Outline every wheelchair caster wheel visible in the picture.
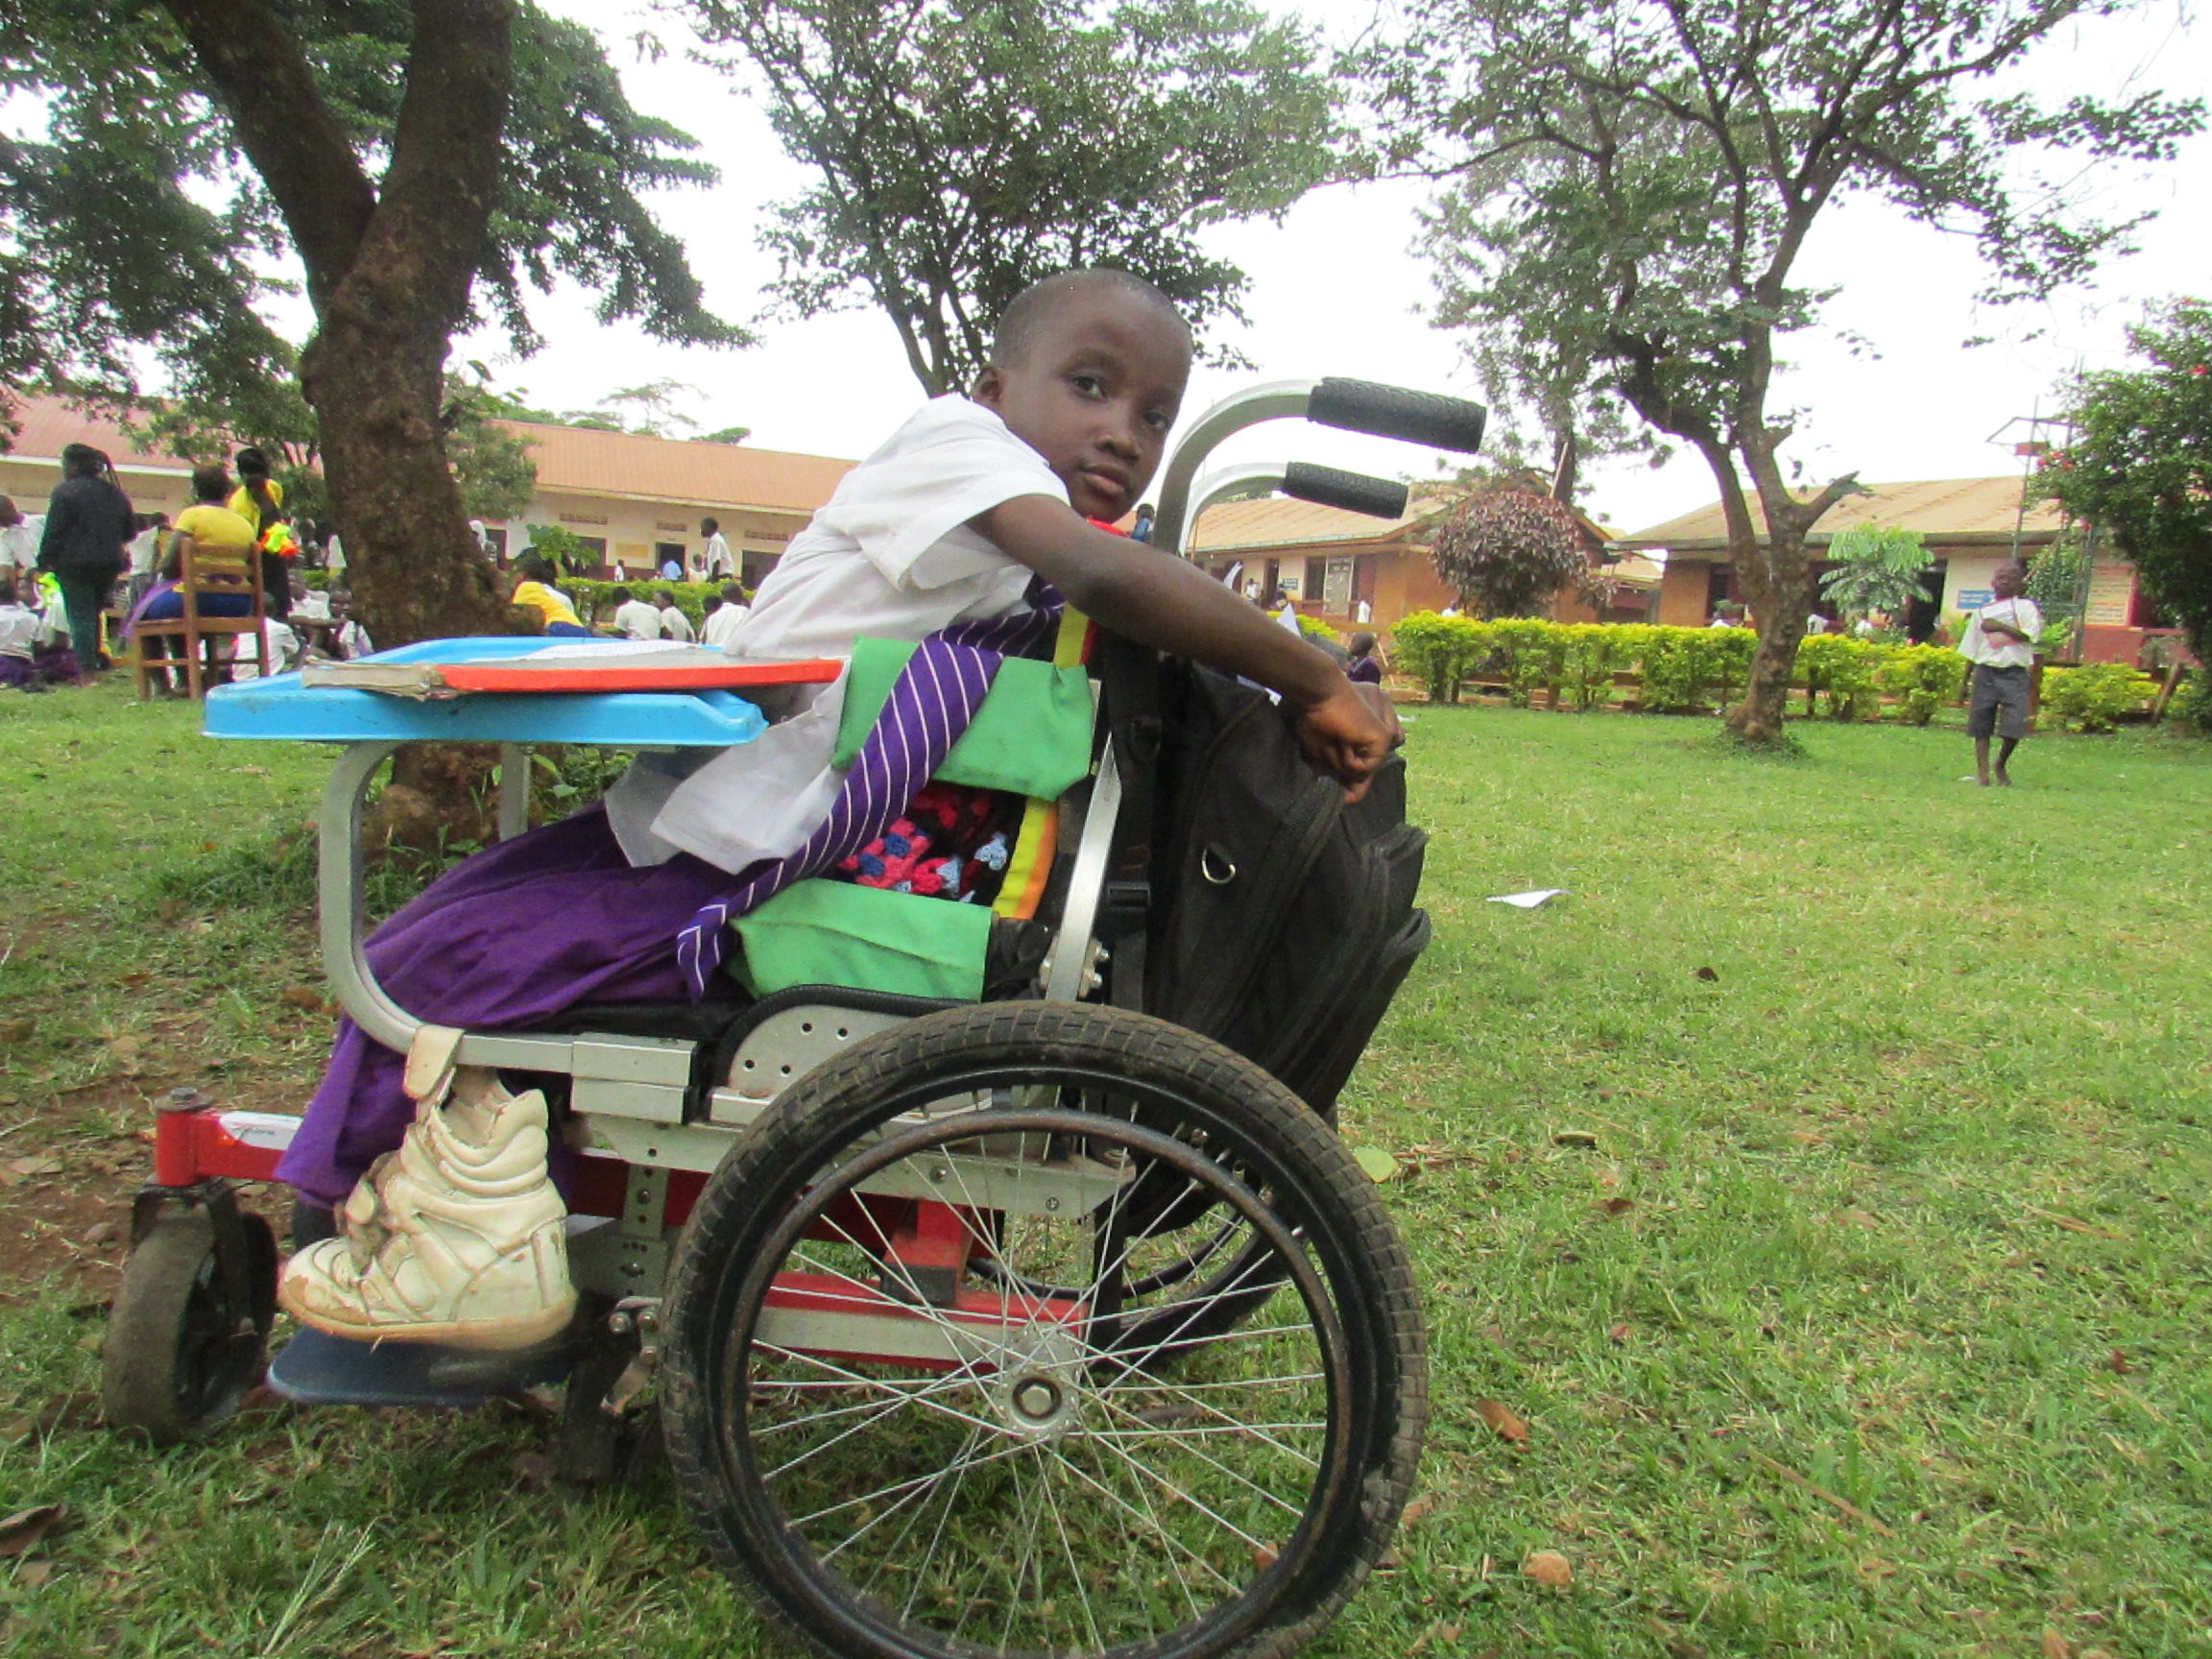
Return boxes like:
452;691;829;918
103;1191;277;1445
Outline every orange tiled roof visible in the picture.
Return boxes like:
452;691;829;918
498;421;853;514
3;395;191;475
1187;495;1431;552
1614;476;2064;551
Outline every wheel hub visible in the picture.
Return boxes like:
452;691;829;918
987;1324;1085;1440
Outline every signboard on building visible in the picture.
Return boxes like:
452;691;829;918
1324;557;1354;611
2085;564;2134;626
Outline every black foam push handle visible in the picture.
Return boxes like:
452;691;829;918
1282;462;1411;521
1308;377;1487;454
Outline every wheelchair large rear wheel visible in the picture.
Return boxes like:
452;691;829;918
661;1003;1426;1659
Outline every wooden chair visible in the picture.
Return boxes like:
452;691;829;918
131;541;272;701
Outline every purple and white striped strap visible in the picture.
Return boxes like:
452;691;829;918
674;596;1062;998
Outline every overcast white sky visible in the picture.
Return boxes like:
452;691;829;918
483;0;2207;537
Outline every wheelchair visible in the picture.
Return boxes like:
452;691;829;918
100;378;1485;1659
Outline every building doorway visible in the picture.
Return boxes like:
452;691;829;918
1906;561;1948;643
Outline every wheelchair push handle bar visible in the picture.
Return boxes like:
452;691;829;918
1281;463;1410;522
1306;377;1488;456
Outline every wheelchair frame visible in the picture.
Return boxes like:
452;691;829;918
108;375;1485;1659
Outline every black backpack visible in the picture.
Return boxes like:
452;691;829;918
1100;647;1431;1118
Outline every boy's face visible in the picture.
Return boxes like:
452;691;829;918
1991;565;2024;598
974;288;1190;522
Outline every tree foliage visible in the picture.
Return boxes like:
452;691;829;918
1;0;741;430
1818;524;1933;621
685;0;1341;394
2039;297;2212;658
1373;0;2202;738
1428;488;1590;618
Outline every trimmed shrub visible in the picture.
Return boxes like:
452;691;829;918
1874;643;1969;726
2040;662;2158;733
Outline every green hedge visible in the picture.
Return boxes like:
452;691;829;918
1386;613;1979;719
2040;663;2159;733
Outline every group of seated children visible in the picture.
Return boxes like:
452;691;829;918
0;570;87;690
276;266;1405;1350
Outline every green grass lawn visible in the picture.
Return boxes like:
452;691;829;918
1;681;2208;1657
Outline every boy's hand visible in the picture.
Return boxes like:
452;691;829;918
1293;683;1400;803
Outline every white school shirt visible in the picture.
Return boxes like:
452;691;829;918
700;602;750;649
128;526;161;576
703;531;734;579
0;518;39;574
612;598;661;641
1960;596;2041;669
659;604;697;643
620;396;1067;874
0;602;36;661
336;618;374;659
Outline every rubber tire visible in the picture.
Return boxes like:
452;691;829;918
103;1208;277;1445
661;1001;1429;1659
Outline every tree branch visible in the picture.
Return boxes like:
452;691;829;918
157;0;375;301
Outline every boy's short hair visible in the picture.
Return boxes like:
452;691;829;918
1349;632;1377;656
611;585;633;603
700;517;719;534
721;583;746;605
656;589;677;607
988;269;1192;370
190;465;230;501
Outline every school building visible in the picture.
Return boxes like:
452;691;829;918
488;420;854;586
0;393;856;589
1182;494;1656;632
1612;475;2178;665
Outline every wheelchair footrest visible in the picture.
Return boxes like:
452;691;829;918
266;1326;574;1408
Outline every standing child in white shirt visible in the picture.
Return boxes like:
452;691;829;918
699;583;750;648
1959;562;2043;786
700;517;735;581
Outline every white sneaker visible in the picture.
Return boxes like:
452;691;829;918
281;1071;577;1351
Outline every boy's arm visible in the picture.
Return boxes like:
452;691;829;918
977;495;1398;802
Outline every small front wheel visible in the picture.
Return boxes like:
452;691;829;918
103;1204;276;1444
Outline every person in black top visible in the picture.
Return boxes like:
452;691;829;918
36;444;133;684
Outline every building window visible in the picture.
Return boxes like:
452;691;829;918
656;541;686;575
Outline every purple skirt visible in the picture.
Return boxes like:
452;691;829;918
275;805;745;1204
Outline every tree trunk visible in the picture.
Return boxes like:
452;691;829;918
1726;526;1813;741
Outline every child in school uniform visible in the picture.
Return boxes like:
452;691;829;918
278;268;1398;1349
0;576;42;690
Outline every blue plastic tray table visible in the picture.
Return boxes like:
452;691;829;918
203;637;780;1062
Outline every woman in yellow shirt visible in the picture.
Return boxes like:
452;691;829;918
228;447;290;617
509;553;589;636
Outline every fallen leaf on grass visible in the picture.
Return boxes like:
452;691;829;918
0;1504;67;1558
1552;1130;1599;1149
1607;1322;1632;1343
1597;1196;1636;1216
279;986;330;1012
1350;1145;1399;1183
1399;1492;1439;1528
2107;1349;2128;1376
1250;1542;1279;1571
14;1558;51;1587
6;1157;61;1177
1522;1550;1573;1587
1831;1209;1878;1229
2042;1629;2072;1659
1693;965;1719;982
0;1021;32;1044
78;1221;116;1246
1475;1398;1529;1445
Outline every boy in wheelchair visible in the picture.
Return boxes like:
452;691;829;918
279;268;1401;1350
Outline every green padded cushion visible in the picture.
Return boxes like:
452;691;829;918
832;637;1094;799
733;878;991;1002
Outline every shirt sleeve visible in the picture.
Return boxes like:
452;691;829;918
813;397;1067;591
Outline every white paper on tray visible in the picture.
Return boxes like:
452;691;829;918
1487;888;1568;908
